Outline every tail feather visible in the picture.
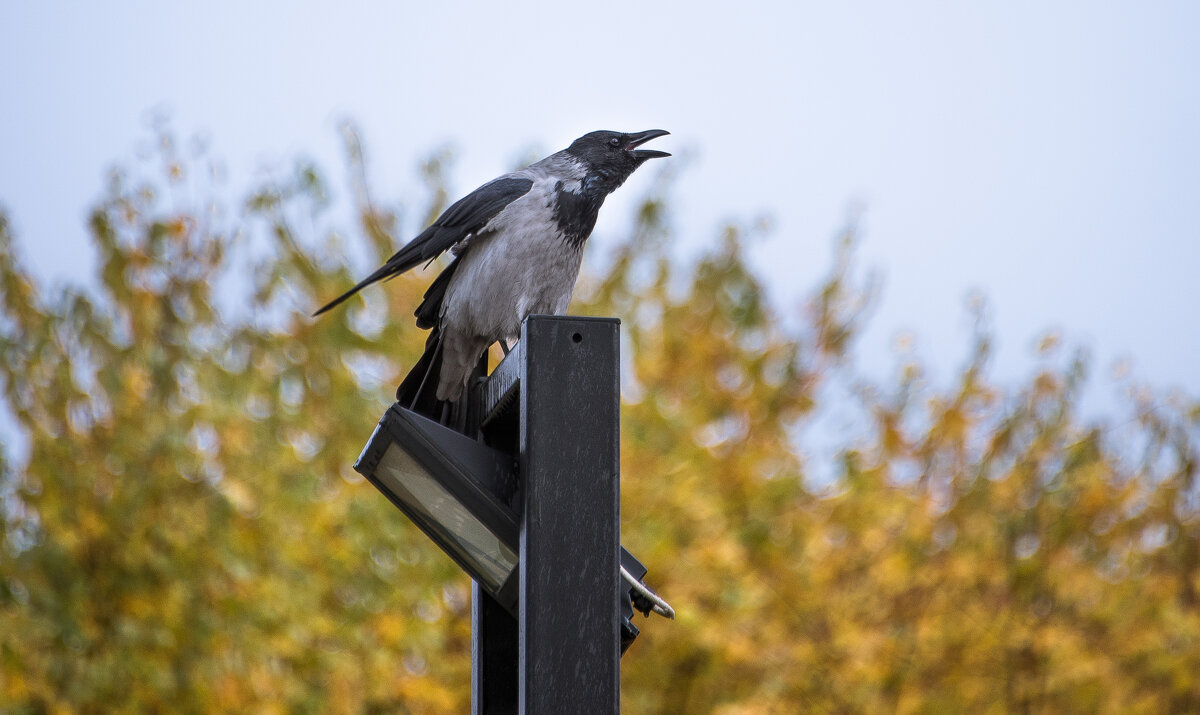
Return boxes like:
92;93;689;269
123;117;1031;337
396;327;446;420
396;257;458;419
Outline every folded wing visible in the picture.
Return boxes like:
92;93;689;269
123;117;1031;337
312;175;534;316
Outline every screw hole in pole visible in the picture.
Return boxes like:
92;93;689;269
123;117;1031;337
572;332;583;344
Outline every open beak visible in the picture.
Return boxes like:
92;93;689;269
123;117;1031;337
626;129;671;159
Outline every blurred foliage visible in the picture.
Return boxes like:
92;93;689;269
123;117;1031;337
1;127;1198;713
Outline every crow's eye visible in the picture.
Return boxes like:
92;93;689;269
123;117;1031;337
609;137;621;147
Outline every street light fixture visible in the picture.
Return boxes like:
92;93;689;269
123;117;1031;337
354;402;673;634
352;316;672;713
354;405;521;614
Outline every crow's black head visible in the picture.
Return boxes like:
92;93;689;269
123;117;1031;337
564;129;670;191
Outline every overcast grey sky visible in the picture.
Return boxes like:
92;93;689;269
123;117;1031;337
2;1;1197;410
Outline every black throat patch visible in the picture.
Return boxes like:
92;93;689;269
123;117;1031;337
551;179;606;247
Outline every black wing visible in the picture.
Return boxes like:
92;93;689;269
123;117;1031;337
413;256;459;329
312;175;534;316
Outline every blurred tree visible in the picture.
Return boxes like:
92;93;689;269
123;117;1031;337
0;127;1197;713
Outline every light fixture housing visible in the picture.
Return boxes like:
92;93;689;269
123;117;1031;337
354;404;521;614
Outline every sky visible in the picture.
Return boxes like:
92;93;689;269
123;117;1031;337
1;1;1198;423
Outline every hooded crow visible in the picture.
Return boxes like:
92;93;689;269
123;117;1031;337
314;129;670;417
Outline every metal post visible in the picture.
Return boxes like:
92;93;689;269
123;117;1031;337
472;584;518;714
470;315;621;714
519;316;621;713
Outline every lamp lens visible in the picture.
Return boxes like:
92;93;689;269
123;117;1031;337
376;444;518;591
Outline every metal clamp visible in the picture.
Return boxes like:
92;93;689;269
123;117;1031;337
621;565;675;619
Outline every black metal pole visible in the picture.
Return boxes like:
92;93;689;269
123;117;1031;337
472;584;519;714
470;315;621;714
519;316;621;713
